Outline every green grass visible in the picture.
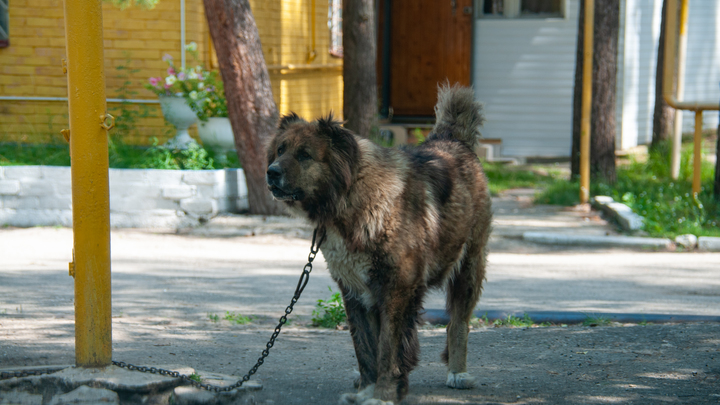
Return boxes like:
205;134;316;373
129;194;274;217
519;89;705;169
482;162;564;196
536;142;720;238
188;372;202;383
207;313;220;323
0;139;241;170
312;286;347;328
223;311;253;325
492;313;551;328
582;315;612;327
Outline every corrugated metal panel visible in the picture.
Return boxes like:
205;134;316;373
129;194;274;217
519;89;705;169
618;0;662;150
473;1;580;157
679;2;720;133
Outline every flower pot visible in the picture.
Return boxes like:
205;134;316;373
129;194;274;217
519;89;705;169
197;117;236;163
159;95;199;149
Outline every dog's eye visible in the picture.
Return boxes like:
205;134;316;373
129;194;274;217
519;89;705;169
297;150;312;161
277;145;286;156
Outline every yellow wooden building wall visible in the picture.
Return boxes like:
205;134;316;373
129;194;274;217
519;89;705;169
0;0;343;145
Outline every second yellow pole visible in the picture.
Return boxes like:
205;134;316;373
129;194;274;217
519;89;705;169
579;0;594;204
63;0;112;367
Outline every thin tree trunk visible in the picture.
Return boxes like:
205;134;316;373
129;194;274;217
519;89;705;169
651;0;675;150
591;0;619;183
203;0;284;215
343;0;378;137
571;0;619;183
715;124;720;201
570;0;585;178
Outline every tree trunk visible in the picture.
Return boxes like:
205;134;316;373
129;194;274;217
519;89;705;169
571;0;619;183
570;0;584;178
203;0;284;215
651;0;675;150
715;124;720;201
342;0;378;137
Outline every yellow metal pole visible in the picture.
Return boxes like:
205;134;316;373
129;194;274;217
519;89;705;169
579;0;594;204
307;0;317;62
63;0;112;367
670;0;689;180
692;111;702;194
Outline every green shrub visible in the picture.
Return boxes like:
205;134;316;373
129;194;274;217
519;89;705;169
312;286;347;328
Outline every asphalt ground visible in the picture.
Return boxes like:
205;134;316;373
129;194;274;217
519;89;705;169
1;191;719;404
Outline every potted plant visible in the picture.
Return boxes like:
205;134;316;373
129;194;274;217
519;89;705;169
182;70;236;164
145;44;204;149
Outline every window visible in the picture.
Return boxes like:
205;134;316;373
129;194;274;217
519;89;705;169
480;0;564;19
328;0;342;57
0;0;8;48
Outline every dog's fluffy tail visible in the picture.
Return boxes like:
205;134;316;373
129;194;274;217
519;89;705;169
429;84;485;150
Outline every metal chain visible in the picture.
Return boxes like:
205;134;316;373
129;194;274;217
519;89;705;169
1;368;65;380
112;226;327;392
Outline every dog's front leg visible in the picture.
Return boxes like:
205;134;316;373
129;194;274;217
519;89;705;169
373;286;422;403
340;283;380;389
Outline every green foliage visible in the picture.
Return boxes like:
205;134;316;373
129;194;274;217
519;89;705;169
207;313;220;323
312;286;347;328
0;143;70;166
223;311;253;325
582;315;612;327
483;162;562;196
103;0;159;10
188;373;202;383
110;56;156;141
536;141;720;238
492;313;550;328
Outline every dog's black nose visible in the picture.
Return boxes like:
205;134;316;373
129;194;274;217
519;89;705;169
266;164;282;185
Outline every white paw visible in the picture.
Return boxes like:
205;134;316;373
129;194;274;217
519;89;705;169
446;371;476;389
338;385;394;405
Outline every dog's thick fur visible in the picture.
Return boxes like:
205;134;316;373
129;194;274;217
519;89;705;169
266;85;491;405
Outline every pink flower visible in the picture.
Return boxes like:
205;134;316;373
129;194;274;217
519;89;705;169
177;72;186;80
162;54;173;62
149;77;160;86
164;83;170;89
167;67;176;76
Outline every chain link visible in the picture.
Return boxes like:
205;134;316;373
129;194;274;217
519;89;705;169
0;368;64;380
112;226;327;392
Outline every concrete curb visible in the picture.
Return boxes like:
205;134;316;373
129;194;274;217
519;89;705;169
422;309;720;325
591;196;644;231
522;231;673;249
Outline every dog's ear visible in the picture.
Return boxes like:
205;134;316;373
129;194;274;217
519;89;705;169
317;113;359;191
278;112;305;131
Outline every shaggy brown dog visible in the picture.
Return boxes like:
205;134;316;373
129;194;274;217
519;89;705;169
266;85;491;405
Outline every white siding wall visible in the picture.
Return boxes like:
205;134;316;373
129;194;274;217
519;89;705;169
473;1;579;157
617;0;663;150
679;2;720;133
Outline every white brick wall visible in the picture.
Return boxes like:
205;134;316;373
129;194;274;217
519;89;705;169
0;166;249;229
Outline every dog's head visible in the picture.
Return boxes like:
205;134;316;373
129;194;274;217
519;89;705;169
266;113;359;222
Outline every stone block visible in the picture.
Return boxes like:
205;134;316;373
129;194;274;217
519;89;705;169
0;390;43;405
0;166;4;179
0;180;21;195
182;171;220;186
110;185;161;199
143;169;184;185
674;234;698;249
180;197;216;216
40;166;71;183
2;196;40;209
48;385;119;405
110;196;177;212
0;209;72;227
698;236;720;252
195;185;215;199
38;195;72;210
4;166;42;179
19;180;55;197
162;185;195;200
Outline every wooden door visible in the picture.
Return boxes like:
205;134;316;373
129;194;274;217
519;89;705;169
386;0;473;117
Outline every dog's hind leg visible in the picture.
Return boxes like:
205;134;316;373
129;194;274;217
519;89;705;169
443;244;487;389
